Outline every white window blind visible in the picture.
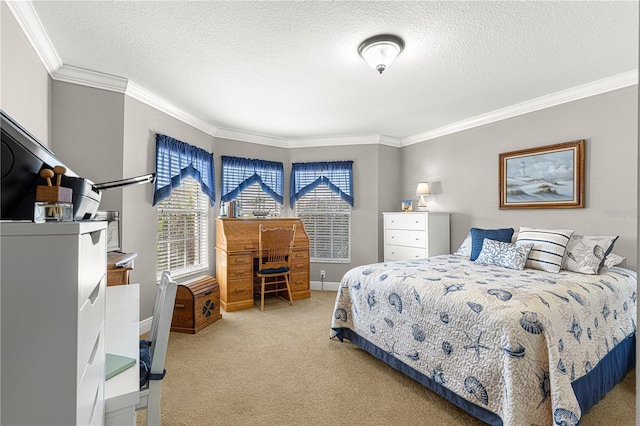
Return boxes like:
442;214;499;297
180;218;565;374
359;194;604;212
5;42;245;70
235;183;282;217
294;184;350;263
157;177;209;279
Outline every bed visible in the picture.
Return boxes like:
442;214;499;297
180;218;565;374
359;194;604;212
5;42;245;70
330;254;636;425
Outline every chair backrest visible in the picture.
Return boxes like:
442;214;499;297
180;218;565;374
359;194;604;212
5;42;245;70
258;224;296;272
148;270;178;377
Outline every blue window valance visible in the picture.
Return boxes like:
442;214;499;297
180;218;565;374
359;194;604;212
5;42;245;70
221;156;284;205
152;134;215;206
290;161;354;207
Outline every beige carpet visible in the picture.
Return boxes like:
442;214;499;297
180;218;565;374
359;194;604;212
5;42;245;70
137;291;636;425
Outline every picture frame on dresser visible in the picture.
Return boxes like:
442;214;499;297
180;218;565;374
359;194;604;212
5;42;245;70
499;139;585;209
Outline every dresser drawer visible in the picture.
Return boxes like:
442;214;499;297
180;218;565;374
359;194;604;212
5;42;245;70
78;279;105;370
385;229;426;248
384;213;426;231
77;327;105;426
78;228;106;305
384;245;427;261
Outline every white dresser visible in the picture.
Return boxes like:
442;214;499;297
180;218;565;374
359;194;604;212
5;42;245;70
1;221;107;426
383;212;450;261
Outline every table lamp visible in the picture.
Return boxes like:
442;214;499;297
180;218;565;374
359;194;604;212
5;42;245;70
416;182;430;211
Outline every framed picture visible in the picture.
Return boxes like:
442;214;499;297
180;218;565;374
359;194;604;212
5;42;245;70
499;140;585;209
401;199;413;212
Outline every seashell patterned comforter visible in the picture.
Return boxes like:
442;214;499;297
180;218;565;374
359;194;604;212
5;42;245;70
330;255;637;426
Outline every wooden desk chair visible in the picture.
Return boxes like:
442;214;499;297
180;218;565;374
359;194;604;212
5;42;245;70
255;224;296;311
136;271;178;425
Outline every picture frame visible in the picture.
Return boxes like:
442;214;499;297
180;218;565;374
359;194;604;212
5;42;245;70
499;140;585;209
401;199;413;212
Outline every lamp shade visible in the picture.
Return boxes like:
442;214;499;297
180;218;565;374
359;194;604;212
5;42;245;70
358;34;404;74
416;182;430;195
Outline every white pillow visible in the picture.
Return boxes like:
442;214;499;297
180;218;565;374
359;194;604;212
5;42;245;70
603;253;625;269
453;233;472;257
515;227;574;273
561;235;618;274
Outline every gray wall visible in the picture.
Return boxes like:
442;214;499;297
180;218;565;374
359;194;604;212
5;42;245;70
1;2;51;145
400;86;638;270
51;81;125;211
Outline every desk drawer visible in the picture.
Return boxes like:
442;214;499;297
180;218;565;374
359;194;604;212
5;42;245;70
228;265;252;280
228;254;252;268
226;278;253;303
290;272;309;292
291;249;309;262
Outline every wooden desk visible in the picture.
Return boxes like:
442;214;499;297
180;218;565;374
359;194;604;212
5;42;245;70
105;284;140;426
107;251;137;286
215;218;310;311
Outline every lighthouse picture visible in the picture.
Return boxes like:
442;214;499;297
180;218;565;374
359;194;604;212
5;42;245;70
499;140;585;209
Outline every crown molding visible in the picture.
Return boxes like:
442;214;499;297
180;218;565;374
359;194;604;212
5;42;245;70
214;128;288;148
55;65;128;92
126;81;219;137
6;0;62;74
287;134;400;149
401;69;639;147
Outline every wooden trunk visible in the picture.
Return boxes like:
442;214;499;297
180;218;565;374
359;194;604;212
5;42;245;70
171;275;222;334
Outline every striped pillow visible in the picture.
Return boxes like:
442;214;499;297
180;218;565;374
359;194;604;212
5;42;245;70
515;227;574;273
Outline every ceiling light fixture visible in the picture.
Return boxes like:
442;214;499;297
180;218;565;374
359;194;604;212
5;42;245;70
358;34;404;74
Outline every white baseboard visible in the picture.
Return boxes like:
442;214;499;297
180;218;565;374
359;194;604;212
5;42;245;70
139;317;152;335
310;280;340;291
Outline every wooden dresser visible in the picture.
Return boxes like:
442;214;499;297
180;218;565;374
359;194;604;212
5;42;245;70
215;218;310;311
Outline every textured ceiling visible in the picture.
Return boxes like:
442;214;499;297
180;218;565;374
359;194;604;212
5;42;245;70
30;1;639;143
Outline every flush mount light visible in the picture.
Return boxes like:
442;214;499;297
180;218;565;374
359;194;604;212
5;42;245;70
358;34;404;74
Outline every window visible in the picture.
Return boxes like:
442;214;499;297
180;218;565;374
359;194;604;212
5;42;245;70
156;177;209;279
290;161;353;263
294;185;351;262
234;182;282;217
221;156;284;216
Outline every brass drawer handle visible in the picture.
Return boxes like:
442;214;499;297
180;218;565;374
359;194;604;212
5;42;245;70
175;303;186;309
234;288;246;294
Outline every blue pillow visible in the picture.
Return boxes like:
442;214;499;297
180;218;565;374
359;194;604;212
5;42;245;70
470;227;514;261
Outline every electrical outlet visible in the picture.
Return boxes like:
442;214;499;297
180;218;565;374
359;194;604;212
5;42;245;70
320;270;326;279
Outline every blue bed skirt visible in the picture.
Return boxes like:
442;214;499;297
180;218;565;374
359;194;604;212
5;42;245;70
332;328;635;425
